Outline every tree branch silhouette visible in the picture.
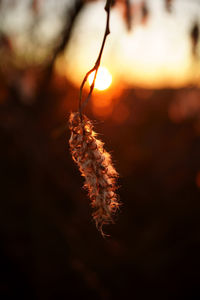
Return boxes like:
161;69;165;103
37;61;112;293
79;0;112;117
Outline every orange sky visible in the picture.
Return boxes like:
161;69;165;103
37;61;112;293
63;0;200;90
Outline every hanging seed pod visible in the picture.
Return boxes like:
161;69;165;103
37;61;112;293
69;112;120;236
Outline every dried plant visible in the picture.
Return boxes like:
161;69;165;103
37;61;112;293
69;0;120;235
69;112;119;235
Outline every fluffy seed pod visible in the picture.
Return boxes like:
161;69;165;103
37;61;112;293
69;112;120;235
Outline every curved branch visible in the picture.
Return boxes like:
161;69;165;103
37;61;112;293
79;0;112;117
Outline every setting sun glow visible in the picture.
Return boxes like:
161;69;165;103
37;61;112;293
88;67;112;91
64;1;200;89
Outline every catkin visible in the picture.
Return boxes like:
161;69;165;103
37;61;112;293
69;112;119;235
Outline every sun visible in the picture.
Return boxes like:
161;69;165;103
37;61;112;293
88;66;112;91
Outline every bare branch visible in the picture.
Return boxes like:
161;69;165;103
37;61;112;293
47;0;84;78
39;0;84;95
79;0;112;117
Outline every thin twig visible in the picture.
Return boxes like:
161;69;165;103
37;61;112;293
46;0;84;80
37;0;84;100
79;0;112;117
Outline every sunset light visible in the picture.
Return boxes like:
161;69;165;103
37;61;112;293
2;0;200;298
88;66;112;91
64;0;200;89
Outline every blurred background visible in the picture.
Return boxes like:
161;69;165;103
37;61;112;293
1;0;200;299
